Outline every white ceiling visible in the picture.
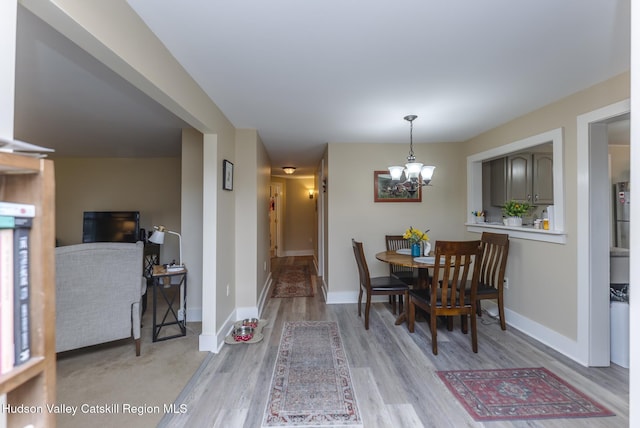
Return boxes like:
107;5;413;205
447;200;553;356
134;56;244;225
14;1;630;174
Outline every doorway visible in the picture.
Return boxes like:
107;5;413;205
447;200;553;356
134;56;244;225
577;99;630;366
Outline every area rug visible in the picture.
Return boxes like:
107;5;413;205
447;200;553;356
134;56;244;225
437;367;614;422
271;265;313;298
262;321;362;427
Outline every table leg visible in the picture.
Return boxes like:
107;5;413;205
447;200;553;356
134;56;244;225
417;267;431;289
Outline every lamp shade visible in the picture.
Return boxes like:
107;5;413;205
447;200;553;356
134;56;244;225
388;165;404;180
421;165;435;181
149;230;165;244
405;161;423;179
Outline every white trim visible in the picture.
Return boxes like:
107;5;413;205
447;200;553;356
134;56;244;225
257;273;272;317
467;128;565;240
499;304;584;365
577;99;630;366
325;291;358;304
325;291;392;305
466;223;566;244
321;277;329;302
198;333;219;353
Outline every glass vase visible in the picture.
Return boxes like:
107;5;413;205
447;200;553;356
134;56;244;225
411;243;421;257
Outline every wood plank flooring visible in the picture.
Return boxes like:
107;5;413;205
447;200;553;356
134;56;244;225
159;256;628;427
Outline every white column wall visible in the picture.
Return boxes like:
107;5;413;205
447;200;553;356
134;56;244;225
0;1;17;138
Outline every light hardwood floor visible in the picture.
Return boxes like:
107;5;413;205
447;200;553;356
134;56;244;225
160;256;628;427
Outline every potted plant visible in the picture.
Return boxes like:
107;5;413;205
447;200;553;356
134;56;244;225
403;227;429;256
503;200;530;226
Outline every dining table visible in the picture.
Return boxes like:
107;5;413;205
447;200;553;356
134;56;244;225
375;249;440;325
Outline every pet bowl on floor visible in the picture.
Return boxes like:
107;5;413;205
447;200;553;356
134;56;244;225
233;326;254;342
243;318;259;328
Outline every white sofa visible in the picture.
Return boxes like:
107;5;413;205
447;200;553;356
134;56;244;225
55;241;146;356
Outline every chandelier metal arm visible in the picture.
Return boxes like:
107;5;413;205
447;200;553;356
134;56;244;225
388;114;435;187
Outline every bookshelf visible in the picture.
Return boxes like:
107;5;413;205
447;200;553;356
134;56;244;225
0;152;55;427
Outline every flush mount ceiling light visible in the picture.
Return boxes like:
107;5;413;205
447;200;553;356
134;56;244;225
282;166;296;175
388;115;436;191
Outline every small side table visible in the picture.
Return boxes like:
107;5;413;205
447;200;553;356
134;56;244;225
142;243;160;314
151;265;187;342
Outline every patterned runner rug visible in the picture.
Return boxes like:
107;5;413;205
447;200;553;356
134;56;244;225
438;367;614;422
262;321;362;427
271;265;313;298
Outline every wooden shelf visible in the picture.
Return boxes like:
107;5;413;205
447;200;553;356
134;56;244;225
0;152;56;427
0;357;46;395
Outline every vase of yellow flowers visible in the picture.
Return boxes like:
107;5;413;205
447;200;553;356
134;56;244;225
403;227;429;257
502;200;530;227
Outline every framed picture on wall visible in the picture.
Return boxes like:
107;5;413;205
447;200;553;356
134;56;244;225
223;159;234;191
374;170;422;202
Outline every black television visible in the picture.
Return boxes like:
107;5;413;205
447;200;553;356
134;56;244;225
82;211;140;243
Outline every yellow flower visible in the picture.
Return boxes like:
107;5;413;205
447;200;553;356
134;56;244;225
404;227;429;245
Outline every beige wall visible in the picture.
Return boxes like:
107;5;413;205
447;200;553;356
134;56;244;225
235;129;272;314
25;0;240;351
462;72;630;340
610;145;630;184
54;157;181;258
281;177;316;254
326;141;466;300
181;128;204;320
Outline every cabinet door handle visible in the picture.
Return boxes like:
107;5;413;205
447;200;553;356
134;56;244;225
527;194;531;201
534;194;539;202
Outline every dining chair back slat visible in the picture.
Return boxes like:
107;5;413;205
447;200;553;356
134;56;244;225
408;240;482;355
475;232;510;329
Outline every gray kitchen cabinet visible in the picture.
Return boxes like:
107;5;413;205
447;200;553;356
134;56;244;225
488;152;553;206
532;153;553;205
489;157;507;206
507;153;533;203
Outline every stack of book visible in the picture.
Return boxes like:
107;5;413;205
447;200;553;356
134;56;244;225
0;201;35;375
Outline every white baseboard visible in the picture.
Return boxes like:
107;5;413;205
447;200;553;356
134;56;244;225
325;290;388;305
211;276;272;353
258;273;272;316
199;332;220;353
504;306;583;365
482;301;584;365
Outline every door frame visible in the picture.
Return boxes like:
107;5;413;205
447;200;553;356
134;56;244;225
577;99;630;366
270;182;283;257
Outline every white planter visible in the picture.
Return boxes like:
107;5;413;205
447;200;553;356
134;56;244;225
504;216;522;227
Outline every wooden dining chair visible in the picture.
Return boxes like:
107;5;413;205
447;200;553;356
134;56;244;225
474;232;510;330
408;240;482;354
352;239;409;330
384;235;418;314
385;235;418;286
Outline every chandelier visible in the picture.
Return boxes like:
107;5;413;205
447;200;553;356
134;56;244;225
388;115;435;192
